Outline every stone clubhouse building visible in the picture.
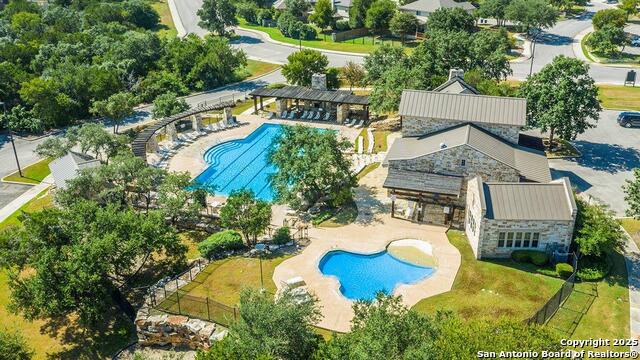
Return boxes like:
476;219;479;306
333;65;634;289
383;70;577;259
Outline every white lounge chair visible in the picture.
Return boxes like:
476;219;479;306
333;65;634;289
301;110;308;119
287;111;296;119
355;120;364;128
345;119;354;127
281;111;287;118
313;112;320;120
323;112;330;121
308;111;316;120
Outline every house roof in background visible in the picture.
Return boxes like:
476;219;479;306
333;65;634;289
432;76;479;95
250;86;369;105
383;169;463;196
400;0;475;12
384;124;551;183
398;90;527;127
479;178;576;221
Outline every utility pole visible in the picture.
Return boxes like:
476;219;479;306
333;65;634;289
1;101;22;177
529;29;541;78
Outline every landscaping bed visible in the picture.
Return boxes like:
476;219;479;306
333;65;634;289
543;138;581;159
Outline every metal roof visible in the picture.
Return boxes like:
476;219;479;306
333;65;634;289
249;86;369;105
400;0;475;12
398;90;526;127
131;101;235;160
383;169;463;196
385;124;551;183
432;77;479;95
480;178;576;221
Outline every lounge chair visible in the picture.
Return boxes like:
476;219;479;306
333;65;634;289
301;110;308;119
308;111;316;120
287;111;296;120
313;112;320;120
345;119;354;127
323;112;330;121
281;111;287;118
355;120;364;129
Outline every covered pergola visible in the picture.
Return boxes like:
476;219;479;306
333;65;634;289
249;86;369;123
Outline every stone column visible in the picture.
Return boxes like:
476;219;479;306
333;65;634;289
336;104;348;124
147;134;160;153
191;115;203;132
223;107;233;125
166;123;177;141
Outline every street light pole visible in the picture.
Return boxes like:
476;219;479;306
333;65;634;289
1;102;22;177
528;29;541;78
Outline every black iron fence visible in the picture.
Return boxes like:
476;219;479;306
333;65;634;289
154;288;239;327
527;253;579;326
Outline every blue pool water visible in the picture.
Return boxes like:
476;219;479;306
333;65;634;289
318;250;435;301
192;123;284;201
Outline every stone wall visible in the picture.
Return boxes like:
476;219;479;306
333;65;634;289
402;117;521;144
478;219;575;258
464;178;485;259
135;305;220;350
388;145;520;183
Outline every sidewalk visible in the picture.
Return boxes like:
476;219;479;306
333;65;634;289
622;228;640;351
0;175;53;224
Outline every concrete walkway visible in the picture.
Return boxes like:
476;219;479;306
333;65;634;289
0;175;53;224
624;230;640;352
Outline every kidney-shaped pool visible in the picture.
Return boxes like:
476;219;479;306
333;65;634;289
318;249;435;301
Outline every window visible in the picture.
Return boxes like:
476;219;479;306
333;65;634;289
532;232;540;248
506;232;514;247
461;159;466;167
515;232;522;248
497;231;541;249
523;232;531;248
498;232;505;247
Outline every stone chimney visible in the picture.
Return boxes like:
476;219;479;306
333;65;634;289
448;68;464;80
311;73;327;91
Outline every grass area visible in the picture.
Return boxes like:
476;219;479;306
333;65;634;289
581;32;640;65
2;158;52;184
243;59;280;79
598;84;640;111
544;138;581;158
412;230;564;320
316;200;359;228
0;189;53;230
354;128;368;153
372;130;389;153
621;218;640;248
179;231;209;260
547;251;629;351
356;162;380;181
151;0;177;38
232;98;256;115
238;19;409;54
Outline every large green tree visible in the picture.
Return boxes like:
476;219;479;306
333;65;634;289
349;0;375;28
363;44;408;83
517;55;601;148
586;25;629;57
152;91;190;119
0;329;33;360
389;11;419;44
281;49;329;86
309;0;335;29
426;7;476;33
90;91;137;133
574;199;624;258
197;0;238;36
0;104;42;133
365;0;396;35
369;63;419;113
476;0;512;27
592;8;627;30
0;201;185;326
157;172;205;226
505;0;558;35
341;61;367;90
269;125;356;209
218;189;272;245
197;288;322;360
624;169;640;218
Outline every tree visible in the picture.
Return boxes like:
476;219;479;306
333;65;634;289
620;0;640;20
197;0;238;36
0;201;185;327
269;125;356;209
349;0;375;28
389;12;418;44
123;0;160;29
365;0;396;35
574;199;624;258
152;92;190;119
549;0;574;13
624;168;640;219
326;67;341;89
197;288;321;360
505;0;558;35
0;104;42;133
586;25;629;57
90;92;137;133
592;8;627;30
470;29;513;80
35;136;71;159
281;49;329;86
285;0;310;17
0;329;33;360
426;7;476;33
218;189;272;245
517;55;601;148
369;64;419;113
137;70;188;103
157;172;204;226
363;44;408;83
309;0;335;30
476;0;512;27
342;61;367;90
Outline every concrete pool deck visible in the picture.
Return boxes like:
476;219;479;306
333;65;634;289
273;164;461;332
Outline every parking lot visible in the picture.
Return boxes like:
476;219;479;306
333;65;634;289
545;109;640;215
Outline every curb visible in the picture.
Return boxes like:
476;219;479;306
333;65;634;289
236;27;366;58
574;26;640;70
167;0;187;38
1;158;49;185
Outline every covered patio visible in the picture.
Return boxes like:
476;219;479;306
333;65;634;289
249;86;369;126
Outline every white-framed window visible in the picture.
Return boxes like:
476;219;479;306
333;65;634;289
497;231;541;248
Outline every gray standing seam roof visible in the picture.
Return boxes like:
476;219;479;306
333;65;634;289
249;86;369;105
400;0;475;12
399;90;527;127
432;77;480;95
384;124;551;183
383;169;463;196
482;180;575;221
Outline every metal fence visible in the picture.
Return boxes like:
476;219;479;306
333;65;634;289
527;253;579;326
154;288;239;327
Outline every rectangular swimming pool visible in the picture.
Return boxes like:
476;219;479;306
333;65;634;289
192;123;284;201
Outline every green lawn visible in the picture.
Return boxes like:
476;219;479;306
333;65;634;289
2;158;52;184
317;200;359;228
598;85;640;111
412;231;564;320
357;162;380;181
0;189;52;230
238;19;407;54
581;32;640;65
151;0;177;38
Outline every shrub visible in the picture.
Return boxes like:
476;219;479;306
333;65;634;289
238;2;258;24
577;255;611;281
334;19;351;31
511;250;549;266
273;226;292;245
257;8;274;25
555;263;574;279
198;230;244;258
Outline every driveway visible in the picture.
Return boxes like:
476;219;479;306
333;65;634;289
545;110;640;215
